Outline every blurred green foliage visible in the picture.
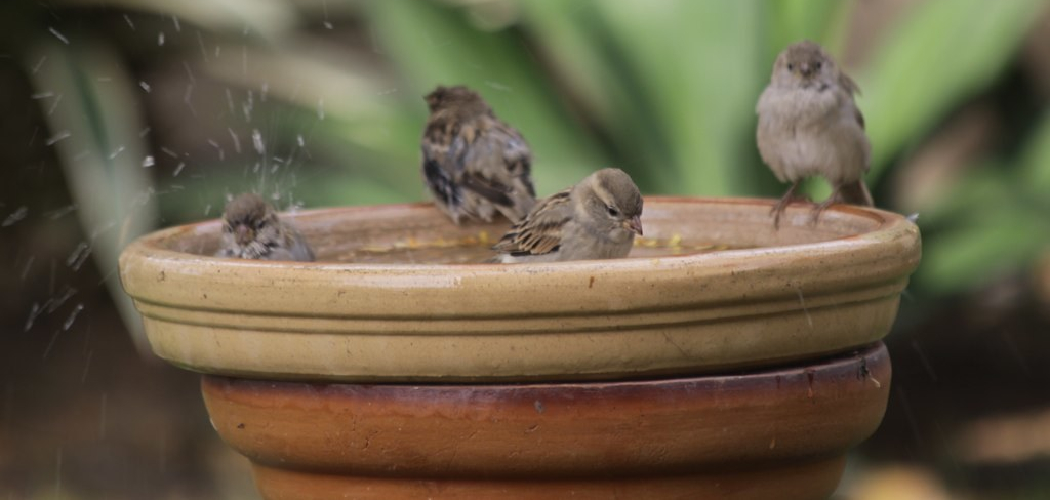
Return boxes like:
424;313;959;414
10;0;1050;300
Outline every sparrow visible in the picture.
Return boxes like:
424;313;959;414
491;168;643;263
421;85;536;224
756;40;873;228
215;193;315;262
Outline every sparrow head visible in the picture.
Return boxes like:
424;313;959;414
424;85;491;116
771;40;837;89
577;168;644;239
222;193;278;247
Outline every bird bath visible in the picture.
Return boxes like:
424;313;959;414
118;197;920;499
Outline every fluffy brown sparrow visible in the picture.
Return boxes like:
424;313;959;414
216;193;315;261
421;85;536;224
491;168;643;263
756;40;873;228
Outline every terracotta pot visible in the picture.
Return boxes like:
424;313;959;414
203;343;890;500
117;197;921;499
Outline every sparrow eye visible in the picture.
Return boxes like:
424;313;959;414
787;63;794;71
814;61;822;70
607;206;620;217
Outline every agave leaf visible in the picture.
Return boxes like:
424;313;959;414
56;0;301;41
860;0;1047;177
1019;110;1050;194
919;205;1048;292
764;0;851;58
587;1;765;196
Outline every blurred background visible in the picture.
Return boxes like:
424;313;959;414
1;0;1049;498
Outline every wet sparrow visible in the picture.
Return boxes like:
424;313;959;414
756;40;873;228
491;168;643;263
216;193;315;262
421;85;536;224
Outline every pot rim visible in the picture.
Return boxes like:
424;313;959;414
119;196;920;318
118;196;920;381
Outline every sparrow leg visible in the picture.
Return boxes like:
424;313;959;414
810;196;838;225
810;180;872;225
770;181;810;230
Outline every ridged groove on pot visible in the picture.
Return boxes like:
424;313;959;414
120;198;920;381
202;343;889;490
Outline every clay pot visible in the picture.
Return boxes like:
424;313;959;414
203;343;889;500
118;197;921;499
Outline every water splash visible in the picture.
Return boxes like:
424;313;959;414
228;128;242;153
46;204;77;220
48;27;70;45
46;93;63;115
45;130;71;146
66;242;90;267
63;303;85;330
2;206;28;227
32;55;47;74
252;129;265;155
24;302;42;332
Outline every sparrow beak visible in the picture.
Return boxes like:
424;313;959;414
799;62;812;77
625;215;643;235
235;224;253;246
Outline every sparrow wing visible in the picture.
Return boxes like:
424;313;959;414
421;118;462;212
492;188;571;256
459;119;536;221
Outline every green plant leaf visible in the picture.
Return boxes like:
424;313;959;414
1019;110;1050;194
860;0;1048;177
918;205;1049;292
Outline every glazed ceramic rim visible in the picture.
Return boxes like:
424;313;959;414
119;196;921;381
121;197;919;317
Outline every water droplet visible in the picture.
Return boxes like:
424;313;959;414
142;155;155;168
139;81;151;93
2;206;28;227
252;129;265;154
48;27;69;45
45;130;70;146
24;302;41;332
229;128;241;154
63;303;85;330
